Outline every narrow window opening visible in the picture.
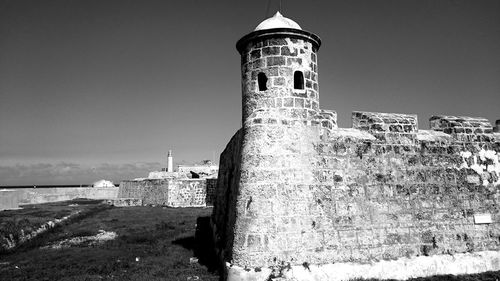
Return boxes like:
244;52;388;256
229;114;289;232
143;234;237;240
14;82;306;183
294;71;304;90
258;72;268;91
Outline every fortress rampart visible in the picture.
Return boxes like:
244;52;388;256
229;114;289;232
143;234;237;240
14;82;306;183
119;178;217;207
211;12;500;281
214;111;500;266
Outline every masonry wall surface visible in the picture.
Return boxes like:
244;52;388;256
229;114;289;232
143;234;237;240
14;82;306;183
206;178;218;206
212;129;244;263
214;113;500;270
241;36;320;125
119;178;212;207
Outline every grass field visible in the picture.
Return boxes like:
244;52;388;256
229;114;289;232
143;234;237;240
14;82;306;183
1;200;500;281
0;201;218;281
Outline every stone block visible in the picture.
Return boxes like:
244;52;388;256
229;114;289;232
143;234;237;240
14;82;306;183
281;46;297;56
263;47;280;56
267;56;285;66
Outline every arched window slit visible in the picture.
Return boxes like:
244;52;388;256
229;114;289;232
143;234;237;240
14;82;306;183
258;72;268;91
294;71;304;90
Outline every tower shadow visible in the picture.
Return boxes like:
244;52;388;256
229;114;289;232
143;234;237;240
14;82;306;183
172;216;219;273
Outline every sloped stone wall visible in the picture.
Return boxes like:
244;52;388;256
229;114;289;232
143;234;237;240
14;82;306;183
212;129;243;263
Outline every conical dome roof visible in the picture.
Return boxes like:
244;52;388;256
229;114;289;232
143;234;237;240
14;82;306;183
254;11;302;31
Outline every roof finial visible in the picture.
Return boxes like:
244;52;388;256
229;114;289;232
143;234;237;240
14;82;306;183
265;0;284;19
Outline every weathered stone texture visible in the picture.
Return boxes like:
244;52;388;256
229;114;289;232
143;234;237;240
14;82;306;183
241;37;320;127
213;17;500;281
119;179;168;205
119;178;210;207
206;178;218;206
212;129;244;262
167;179;208;207
215;113;500;270
226;251;500;281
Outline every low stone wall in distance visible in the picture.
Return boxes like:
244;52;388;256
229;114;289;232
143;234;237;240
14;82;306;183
119;178;216;207
0;190;19;210
7;187;119;206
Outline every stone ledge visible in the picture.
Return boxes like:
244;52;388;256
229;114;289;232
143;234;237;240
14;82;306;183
226;251;500;281
329;128;376;140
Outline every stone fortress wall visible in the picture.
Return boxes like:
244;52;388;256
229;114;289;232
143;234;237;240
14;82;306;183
118;159;219;208
119;178;217;207
211;12;500;281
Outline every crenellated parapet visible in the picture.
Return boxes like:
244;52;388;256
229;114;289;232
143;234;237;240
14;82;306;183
352;111;418;145
430;115;495;142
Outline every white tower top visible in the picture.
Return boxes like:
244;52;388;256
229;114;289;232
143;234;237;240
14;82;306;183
167;150;173;172
254;11;302;31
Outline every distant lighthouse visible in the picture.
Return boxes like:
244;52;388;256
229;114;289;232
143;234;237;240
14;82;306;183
167;150;173;172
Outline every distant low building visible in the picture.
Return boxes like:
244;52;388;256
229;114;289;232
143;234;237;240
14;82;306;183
93;179;115;188
177;160;218;178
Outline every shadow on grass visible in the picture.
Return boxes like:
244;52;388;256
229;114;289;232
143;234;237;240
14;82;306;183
172;216;219;273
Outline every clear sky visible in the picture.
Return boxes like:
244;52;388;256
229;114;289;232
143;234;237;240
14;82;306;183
1;0;499;185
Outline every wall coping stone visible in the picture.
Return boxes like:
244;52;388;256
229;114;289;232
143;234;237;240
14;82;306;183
329;128;376;140
416;129;453;142
430;115;492;130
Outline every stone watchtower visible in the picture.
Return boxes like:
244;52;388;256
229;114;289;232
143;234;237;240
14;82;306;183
237;11;322;126
213;12;337;278
234;12;328;267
